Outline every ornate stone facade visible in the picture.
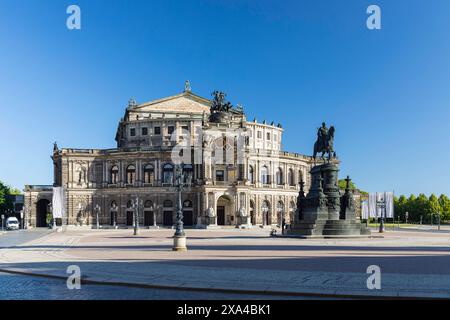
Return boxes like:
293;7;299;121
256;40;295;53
24;87;314;228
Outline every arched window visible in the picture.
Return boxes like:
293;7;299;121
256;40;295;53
143;164;154;184
276;168;283;185
299;169;304;184
261;166;270;185
163;163;174;184
110;165;119;184
248;166;254;184
163;200;173;208
288;169;294;186
182;164;193;183
126;165;136;184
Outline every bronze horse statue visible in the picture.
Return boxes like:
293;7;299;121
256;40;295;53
313;125;335;162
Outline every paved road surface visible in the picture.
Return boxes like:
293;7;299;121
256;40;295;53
0;228;52;248
0;272;317;300
3;228;450;299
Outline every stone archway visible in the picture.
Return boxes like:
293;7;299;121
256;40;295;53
216;195;234;226
36;199;50;227
183;200;194;226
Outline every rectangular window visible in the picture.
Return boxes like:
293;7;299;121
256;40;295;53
216;170;225;182
182;125;189;131
168;126;175;135
257;131;262;139
267;132;271;140
142;127;148;136
95;164;103;183
154;127;161;135
130;128;136;137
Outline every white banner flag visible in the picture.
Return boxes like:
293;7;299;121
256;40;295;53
368;193;377;218
385;191;394;218
52;187;66;219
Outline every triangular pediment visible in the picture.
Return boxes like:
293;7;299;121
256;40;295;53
132;91;211;114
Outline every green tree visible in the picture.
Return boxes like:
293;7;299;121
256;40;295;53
0;180;14;214
395;195;408;220
428;194;441;218
9;188;21;195
438;194;450;221
338;179;368;195
405;194;417;221
338;179;356;190
415;193;430;222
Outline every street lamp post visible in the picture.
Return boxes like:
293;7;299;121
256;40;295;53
1;214;4;231
95;204;100;229
377;197;386;233
173;164;191;252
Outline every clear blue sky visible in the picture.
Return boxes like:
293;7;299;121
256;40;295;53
1;0;449;196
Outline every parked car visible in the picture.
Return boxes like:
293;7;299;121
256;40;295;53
6;217;20;230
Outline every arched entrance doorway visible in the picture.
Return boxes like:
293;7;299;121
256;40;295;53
217;195;233;226
261;200;270;226
36;199;50;227
183;200;193;226
126;200;134;226
163;200;173;227
144;200;154;226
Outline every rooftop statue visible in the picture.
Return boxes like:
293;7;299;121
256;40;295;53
127;98;137;109
184;80;191;92
313;122;335;162
210;91;244;115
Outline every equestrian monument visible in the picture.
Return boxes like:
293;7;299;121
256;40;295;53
287;123;371;238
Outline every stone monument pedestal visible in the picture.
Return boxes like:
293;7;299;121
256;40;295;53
173;235;187;251
287;162;371;238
